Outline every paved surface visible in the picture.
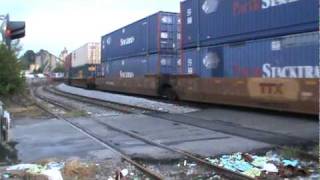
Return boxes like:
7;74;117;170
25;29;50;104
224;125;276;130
184;108;318;142
11;85;317;162
12;118;115;162
70;114;270;159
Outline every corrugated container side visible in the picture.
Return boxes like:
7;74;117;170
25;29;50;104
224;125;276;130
88;42;101;65
101;11;178;61
148;12;179;55
72;43;101;67
181;31;319;78
181;0;319;49
103;54;178;77
180;0;200;48
102;18;148;61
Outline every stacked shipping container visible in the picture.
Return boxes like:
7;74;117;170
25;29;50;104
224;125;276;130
182;32;319;78
101;12;179;76
180;0;319;78
63;1;318;113
67;42;101;87
175;0;319;114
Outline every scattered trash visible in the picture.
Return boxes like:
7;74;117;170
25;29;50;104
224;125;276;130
251;156;267;168
121;168;129;177
206;151;318;179
262;163;278;173
243;167;261;178
282;159;298;167
46;162;65;171
183;160;187;166
2;173;11;179
3;160;97;180
4;162;65;180
63;159;96;178
42;169;63;180
26;164;45;174
6;164;39;171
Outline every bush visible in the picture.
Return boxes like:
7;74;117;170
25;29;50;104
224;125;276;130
0;44;25;96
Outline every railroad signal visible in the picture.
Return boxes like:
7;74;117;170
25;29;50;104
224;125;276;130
0;14;26;48
5;21;25;40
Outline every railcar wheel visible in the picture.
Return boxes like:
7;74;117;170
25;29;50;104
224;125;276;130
162;87;178;101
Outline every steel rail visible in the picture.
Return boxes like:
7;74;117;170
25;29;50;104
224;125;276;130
41;86;254;180
32;87;165;180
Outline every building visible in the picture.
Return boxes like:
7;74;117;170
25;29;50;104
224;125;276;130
33;50;61;73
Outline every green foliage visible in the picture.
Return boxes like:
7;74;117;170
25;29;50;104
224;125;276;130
53;63;64;73
0;44;25;96
19;50;36;70
33;64;45;74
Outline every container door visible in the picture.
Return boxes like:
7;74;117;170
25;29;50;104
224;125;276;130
181;0;199;49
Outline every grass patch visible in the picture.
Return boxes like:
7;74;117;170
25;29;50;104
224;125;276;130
280;146;303;159
65;110;88;118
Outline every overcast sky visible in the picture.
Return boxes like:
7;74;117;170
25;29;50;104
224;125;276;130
0;0;180;56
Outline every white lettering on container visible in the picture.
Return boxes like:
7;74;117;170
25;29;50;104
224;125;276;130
120;71;134;78
262;63;320;78
120;36;135;46
262;0;299;9
187;58;193;74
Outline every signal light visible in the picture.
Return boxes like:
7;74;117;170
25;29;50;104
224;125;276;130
4;29;11;37
5;21;25;40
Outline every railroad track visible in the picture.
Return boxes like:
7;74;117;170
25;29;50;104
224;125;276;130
32;86;165;180
45;85;316;148
46;85;160;114
36;85;254;180
40;85;319;175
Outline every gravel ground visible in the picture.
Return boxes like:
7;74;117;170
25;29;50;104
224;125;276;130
57;84;199;114
38;86;123;118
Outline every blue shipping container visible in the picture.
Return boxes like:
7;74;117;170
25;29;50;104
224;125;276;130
181;0;319;49
103;54;178;77
182;31;319;78
101;12;179;61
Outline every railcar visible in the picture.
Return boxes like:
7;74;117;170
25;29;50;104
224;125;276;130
64;0;319;115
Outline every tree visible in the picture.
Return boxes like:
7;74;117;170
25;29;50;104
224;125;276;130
19;50;36;70
0;44;25;96
53;63;64;73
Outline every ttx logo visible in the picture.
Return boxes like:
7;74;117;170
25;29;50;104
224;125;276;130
259;83;283;95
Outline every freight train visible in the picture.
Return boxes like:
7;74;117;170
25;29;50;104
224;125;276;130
64;0;319;115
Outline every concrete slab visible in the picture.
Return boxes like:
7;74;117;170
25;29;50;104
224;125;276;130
12;118;109;162
71;117;182;160
184;108;318;141
94;114;271;157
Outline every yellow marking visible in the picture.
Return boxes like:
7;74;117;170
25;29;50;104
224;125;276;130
247;78;299;101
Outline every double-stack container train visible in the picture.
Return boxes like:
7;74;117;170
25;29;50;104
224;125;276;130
65;0;319;115
65;42;101;88
96;11;180;97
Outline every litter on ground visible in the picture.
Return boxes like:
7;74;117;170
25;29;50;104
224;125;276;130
206;151;319;179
